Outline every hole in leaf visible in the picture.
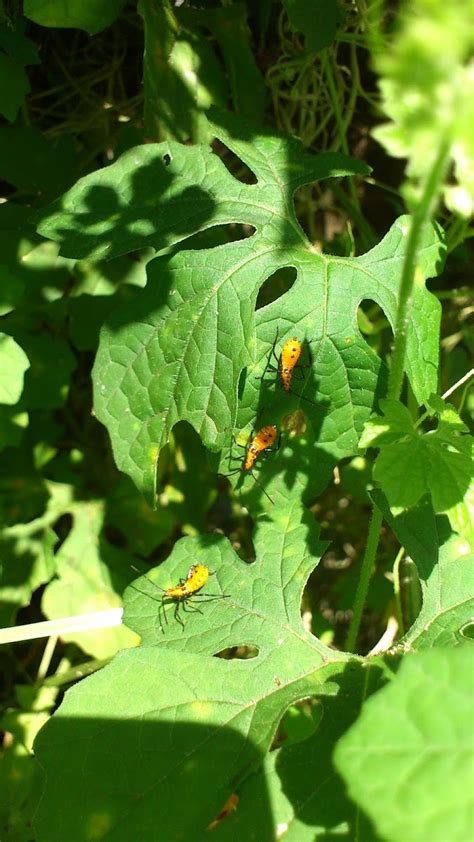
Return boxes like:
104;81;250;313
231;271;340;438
272;698;323;750
357;299;390;337
293;184;347;247
214;645;259;660
53;513;73;552
168;223;255;253
212;139;257;184
460;621;474;640
162;153;171;166
255;266;297;310
238;367;247;400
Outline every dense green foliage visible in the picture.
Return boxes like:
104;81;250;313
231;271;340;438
0;1;472;841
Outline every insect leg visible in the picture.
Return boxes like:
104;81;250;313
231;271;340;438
174;601;185;630
257;328;280;382
159;596;168;632
182;600;203;616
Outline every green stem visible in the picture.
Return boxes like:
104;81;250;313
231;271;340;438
345;506;383;653
36;635;58;685
345;137;451;652
387;139;451;401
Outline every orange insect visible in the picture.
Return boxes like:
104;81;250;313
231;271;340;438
132;564;229;631
227;422;280;504
279;337;303;392
260;329;316;404
243;424;278;470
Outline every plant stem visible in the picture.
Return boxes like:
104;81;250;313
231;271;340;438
36;634;58;685
345;506;383;652
345;137;451;652
387;139;451;402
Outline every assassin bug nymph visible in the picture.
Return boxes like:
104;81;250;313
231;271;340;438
132;564;229;632
227;423;281;504
259;328;317;405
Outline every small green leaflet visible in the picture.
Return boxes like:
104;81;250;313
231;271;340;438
0;333;29;404
362;395;472;512
41;500;138;659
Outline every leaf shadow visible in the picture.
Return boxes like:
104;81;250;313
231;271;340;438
272;659;386;840
34;152;218;265
33;695;273;841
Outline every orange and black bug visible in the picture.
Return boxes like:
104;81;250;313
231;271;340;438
243;424;278;470
131;564;229;632
259;329;316;404
227;423;280;504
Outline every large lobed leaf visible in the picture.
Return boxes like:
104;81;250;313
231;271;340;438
36;111;444;502
34;505;354;841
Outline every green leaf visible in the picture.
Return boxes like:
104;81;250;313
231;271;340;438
364;397;472;512
0;707;49;842
139;0;227;143
372;490;474;649
35;110;370;260
106;423;216;555
210;660;385;841
0;23;40;65
105;475;178;555
359;398;414;447
34;512;354;840
9;331;76;410
404;537;474;650
0;406;28;451
42;500;139;658
371;0;474;212
0;52;30;123
0;482;71;625
67;253;149;351
0;126;77;198
445;482;474;550
283;0;343;53
0;22;39;122
187;4;266;122
0;264;25;317
0;333;29;404
0;203;75;313
0;447;49;527
24;0;127;35
335;647;474;842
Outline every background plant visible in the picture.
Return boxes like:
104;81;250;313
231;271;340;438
0;1;472;841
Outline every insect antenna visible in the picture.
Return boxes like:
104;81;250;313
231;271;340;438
130;565;166;594
288;389;318;406
249;469;274;504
